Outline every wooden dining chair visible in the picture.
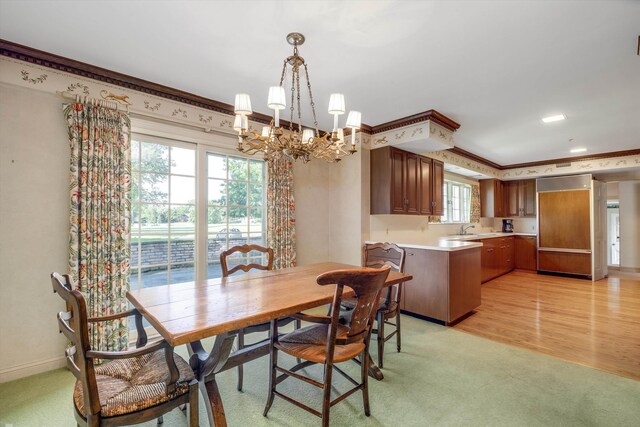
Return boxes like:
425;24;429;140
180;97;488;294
263;266;391;427
366;242;406;369
51;273;198;427
220;243;301;391
341;242;406;369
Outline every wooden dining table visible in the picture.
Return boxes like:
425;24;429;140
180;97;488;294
127;262;412;427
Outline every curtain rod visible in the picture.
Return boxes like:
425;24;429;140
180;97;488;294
56;90;124;112
56;90;230;136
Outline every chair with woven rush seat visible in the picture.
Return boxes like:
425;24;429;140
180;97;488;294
51;273;198;427
341;242;406;369
220;243;301;391
263;266;391;427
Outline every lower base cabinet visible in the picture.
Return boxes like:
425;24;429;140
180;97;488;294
474;236;514;283
515;235;537;270
400;246;481;324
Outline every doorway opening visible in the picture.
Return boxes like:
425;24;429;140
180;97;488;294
607;202;620;267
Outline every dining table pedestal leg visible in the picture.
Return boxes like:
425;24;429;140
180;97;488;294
188;331;238;427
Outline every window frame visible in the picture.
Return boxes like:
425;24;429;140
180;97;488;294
441;179;472;224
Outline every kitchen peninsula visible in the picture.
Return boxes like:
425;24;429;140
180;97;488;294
369;239;482;324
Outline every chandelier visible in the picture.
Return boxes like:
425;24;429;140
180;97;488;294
232;32;362;163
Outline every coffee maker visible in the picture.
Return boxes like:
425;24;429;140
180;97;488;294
502;218;514;233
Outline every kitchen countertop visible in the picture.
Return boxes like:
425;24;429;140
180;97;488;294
365;240;483;252
443;232;537;241
366;232;537;252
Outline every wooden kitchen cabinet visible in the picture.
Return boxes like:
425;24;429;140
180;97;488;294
520;180;536;217
515;235;537;270
480;240;498;283
502;237;515;272
371;146;444;215
431;159;445;215
505;181;520;217
479;179;505;218
504;179;536;218
473;236;515;283
401;246;481;324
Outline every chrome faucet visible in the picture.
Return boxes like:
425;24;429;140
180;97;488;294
460;224;476;235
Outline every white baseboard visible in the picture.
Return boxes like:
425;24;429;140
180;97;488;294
0;327;163;384
0;355;67;383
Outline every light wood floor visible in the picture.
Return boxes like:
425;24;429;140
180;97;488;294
453;270;640;381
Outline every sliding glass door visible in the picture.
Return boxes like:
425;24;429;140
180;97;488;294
206;153;266;279
130;134;266;289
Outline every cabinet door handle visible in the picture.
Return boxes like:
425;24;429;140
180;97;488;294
487;248;494;252
407;252;414;256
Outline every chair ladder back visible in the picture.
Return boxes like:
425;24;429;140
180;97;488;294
317;266;391;345
50;273;101;418
363;243;406;306
220;244;274;277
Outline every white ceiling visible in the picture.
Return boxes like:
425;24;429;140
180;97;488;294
1;0;639;165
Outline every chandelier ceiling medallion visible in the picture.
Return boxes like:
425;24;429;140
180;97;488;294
232;32;362;163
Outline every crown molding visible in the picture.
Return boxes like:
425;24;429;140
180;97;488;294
500;149;640;170
371;109;461;133
0;38;279;125
448;147;503;170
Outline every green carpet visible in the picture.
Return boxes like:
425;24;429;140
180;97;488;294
1;315;639;426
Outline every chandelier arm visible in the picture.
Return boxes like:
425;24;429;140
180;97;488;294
303;63;320;136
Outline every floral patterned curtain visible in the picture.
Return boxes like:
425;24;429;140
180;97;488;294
266;157;297;269
470;183;481;223
64;102;131;351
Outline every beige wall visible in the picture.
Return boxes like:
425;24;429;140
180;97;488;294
0;84;69;381
0;83;336;382
607;182;619;200
619;181;640;269
327;152;365;265
293;160;331;265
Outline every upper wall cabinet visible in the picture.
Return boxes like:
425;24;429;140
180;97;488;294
505;179;537;218
370;146;444;215
481;178;536;218
480;179;505;218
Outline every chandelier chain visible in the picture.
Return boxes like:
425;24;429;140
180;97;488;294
289;68;295;132
296;67;302;133
279;60;287;87
303;63;320;136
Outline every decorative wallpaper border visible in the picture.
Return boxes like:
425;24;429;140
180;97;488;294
369;120;455;151
2;55;638;179
0;56;259;137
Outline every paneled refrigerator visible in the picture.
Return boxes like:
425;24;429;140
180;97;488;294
536;174;607;280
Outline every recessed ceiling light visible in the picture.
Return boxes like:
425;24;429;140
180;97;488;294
542;114;566;123
570;148;587;153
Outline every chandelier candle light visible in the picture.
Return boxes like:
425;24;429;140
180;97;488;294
233;32;362;163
